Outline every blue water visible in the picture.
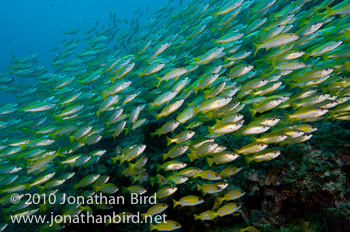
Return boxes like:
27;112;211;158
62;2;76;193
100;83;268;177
0;0;188;103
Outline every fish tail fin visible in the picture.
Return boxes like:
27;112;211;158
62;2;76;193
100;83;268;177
38;204;48;214
206;112;214;120
121;186;128;194
63;161;74;169
193;86;199;95
206;157;213;167
156;76;162;88
253;42;260;57
249;108;256;117
56;148;65;158
155;113;161;120
244;155;253;165
196;183;201;191
150;131;157;138
37;186;45;194
209;212;217;220
25;184;32;191
187;151;197;162
194;214;200;220
162;153;168;161
109;77;116;84
69;136;74;143
19;144;27;150
124;128;129;135
303;53;310;61
217;197;224;207
106;122;110;129
172;199;179;208
284;112;291;122
150;224;156;231
54;114;63;122
156;163;161;172
166;137;173;146
251;136;258;143
192;57;201;65
271;58;277;72
289;82;297;89
80;206;93;214
92;184;100;192
322;6;334;20
203;90;211;100
111;156;119;164
208;126;213;135
261;26;269;33
49;133;56;139
291;102;298;110
345;30;350;40
283;77;292;85
96;111;101;118
149;177;155;186
321;54;329;62
101;92;108;100
271;55;277;67
344;61;350;72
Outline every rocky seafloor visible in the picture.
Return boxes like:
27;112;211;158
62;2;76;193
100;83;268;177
55;121;349;232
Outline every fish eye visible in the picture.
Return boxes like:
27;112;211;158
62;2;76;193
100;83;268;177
260;144;264;146
290;33;294;36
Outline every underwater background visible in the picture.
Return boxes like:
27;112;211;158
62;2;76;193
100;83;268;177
0;0;350;231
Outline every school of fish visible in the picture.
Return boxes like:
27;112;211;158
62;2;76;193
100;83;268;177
1;0;350;231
